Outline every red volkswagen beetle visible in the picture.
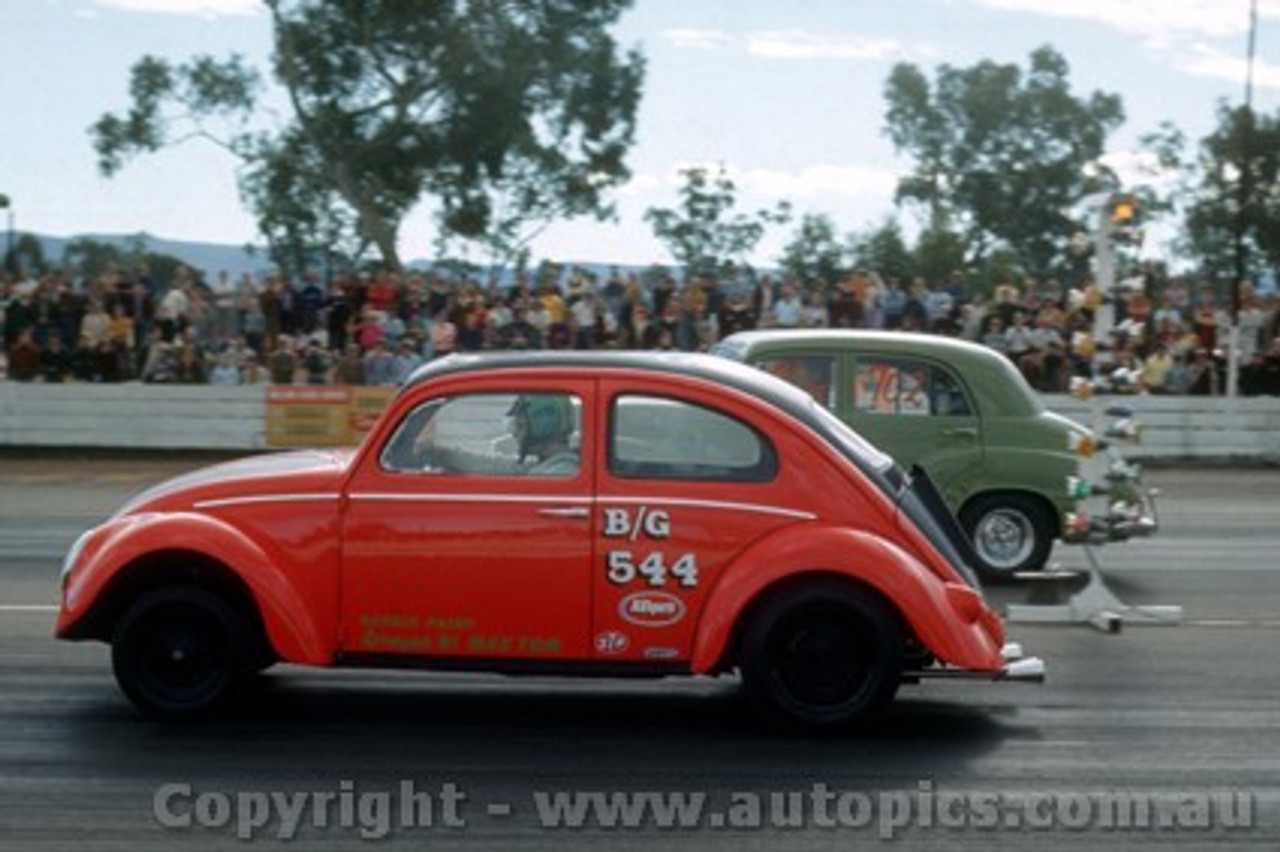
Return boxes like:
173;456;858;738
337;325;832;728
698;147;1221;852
56;351;1042;728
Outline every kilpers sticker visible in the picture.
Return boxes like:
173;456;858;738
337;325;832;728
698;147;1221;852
618;591;687;628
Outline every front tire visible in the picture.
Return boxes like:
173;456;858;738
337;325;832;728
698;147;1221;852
739;580;902;730
111;586;250;720
960;494;1055;582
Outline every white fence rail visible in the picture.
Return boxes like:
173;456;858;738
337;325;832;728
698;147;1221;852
1044;394;1280;462
1;383;1277;461
0;384;267;451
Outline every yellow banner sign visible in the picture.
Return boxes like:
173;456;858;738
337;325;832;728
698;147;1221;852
265;385;393;448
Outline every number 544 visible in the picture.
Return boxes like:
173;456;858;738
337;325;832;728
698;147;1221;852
606;551;699;588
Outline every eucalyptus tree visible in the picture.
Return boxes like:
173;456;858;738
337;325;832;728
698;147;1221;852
1185;103;1280;285
883;45;1124;276
92;0;644;273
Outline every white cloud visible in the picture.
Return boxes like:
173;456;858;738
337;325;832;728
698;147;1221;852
1098;149;1183;196
640;162;897;203
971;0;1268;41
663;27;932;64
745;31;905;62
93;0;260;16
616;174;663;197
969;0;1280;94
1178;42;1280;90
739;164;898;202
661;28;734;50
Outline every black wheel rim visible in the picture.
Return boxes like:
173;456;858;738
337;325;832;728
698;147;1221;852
130;605;231;707
768;606;872;708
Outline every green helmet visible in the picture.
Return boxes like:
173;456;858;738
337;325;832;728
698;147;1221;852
509;394;574;458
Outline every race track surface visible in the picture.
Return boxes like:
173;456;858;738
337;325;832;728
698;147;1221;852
1;456;1276;850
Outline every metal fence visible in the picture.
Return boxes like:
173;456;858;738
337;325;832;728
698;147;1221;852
2;383;1278;462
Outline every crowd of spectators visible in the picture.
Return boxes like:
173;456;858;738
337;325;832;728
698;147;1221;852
3;261;1280;396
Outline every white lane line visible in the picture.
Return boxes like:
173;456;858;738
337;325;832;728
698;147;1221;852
1187;619;1253;627
0;605;59;612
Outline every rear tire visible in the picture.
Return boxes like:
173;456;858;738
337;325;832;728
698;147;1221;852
738;580;902;730
960;494;1055;582
111;586;250;720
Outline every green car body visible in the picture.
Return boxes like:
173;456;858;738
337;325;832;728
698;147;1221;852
713;329;1157;580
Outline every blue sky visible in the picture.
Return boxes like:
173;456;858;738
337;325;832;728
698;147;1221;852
4;0;1279;270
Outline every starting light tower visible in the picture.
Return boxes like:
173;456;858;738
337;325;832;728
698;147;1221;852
1086;192;1144;346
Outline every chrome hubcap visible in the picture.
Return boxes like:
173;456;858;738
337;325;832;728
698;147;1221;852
975;509;1034;571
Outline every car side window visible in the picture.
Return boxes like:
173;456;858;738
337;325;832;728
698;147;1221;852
381;392;581;477
854;358;972;417
609;395;777;482
930;365;973;417
756;355;836;411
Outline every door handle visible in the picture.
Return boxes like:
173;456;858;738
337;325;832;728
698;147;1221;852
537;506;590;519
942;427;977;439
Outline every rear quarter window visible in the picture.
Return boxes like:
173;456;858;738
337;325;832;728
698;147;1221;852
609;395;777;482
757;355;837;411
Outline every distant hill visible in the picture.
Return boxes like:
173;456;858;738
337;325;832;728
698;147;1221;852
35;232;273;286
32;232;673;289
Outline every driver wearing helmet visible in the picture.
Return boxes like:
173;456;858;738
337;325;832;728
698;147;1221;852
505;394;578;474
415;393;579;477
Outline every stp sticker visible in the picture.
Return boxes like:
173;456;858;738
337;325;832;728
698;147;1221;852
594;631;630;654
618;591;687;628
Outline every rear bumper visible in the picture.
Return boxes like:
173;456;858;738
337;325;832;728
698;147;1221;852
902;641;1046;684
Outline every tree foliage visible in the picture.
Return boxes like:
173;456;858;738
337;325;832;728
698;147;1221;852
848;220;915;284
1185;103;1280;284
778;214;849;287
5;234;48;278
91;0;644;274
883;45;1124;277
62;236;191;290
644;165;791;279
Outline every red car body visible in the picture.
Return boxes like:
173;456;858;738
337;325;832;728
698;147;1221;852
57;351;1042;727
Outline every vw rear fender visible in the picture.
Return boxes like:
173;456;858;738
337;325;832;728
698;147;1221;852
691;524;1005;674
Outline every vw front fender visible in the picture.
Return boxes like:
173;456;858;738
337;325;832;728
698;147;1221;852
57;512;330;664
